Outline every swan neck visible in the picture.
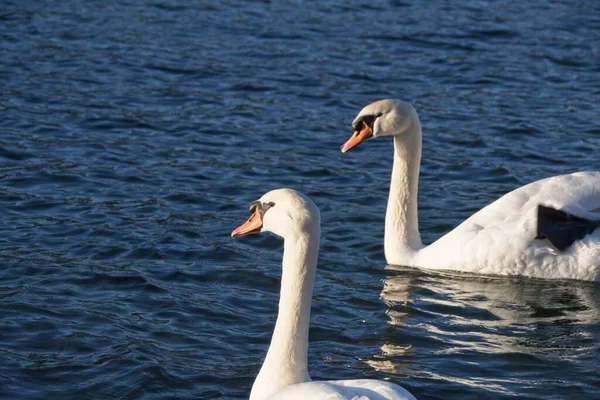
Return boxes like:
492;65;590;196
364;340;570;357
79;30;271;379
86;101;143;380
250;229;319;400
385;123;423;264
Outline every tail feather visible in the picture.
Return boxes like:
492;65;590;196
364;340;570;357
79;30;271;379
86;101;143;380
536;205;600;251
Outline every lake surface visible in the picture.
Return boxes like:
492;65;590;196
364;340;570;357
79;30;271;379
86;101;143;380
1;0;599;399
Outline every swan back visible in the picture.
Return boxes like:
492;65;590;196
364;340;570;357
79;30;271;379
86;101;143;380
266;379;416;400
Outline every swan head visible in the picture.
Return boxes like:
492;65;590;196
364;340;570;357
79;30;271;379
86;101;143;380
231;188;320;240
341;99;418;153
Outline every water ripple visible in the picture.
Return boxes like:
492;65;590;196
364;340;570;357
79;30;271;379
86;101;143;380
0;0;599;399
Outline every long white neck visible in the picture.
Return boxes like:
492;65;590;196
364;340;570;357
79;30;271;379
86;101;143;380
384;120;423;265
250;229;320;400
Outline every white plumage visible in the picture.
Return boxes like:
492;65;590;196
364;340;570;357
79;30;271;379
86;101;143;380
266;379;415;400
417;171;600;280
342;99;600;281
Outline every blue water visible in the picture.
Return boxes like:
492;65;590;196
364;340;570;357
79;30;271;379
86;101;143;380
1;1;599;399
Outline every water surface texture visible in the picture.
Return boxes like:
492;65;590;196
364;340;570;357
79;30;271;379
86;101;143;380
1;1;599;399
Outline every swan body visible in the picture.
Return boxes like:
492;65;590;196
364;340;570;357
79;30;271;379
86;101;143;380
232;189;416;400
342;99;600;281
266;379;415;400
417;172;600;280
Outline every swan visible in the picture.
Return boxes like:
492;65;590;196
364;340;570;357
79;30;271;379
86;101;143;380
231;188;416;400
341;99;600;281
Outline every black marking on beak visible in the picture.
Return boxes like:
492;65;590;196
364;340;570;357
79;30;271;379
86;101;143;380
352;113;382;132
248;200;276;219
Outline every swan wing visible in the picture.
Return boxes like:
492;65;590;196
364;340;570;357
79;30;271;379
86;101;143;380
418;172;600;280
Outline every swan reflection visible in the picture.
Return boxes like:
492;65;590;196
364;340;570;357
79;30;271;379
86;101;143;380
366;265;600;394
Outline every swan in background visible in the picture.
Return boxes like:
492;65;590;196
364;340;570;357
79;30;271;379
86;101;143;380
341;99;600;281
231;188;416;400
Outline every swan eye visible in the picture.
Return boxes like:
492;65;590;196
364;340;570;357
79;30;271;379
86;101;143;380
267;202;275;208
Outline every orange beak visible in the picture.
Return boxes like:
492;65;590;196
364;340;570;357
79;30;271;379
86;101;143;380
231;208;263;238
341;121;373;153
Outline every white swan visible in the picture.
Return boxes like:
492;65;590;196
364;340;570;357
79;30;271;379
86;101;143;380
341;99;600;281
231;188;416;400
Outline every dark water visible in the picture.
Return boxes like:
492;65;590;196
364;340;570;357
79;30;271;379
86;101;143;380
1;0;599;399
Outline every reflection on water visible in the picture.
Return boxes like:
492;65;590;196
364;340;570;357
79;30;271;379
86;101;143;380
367;266;600;398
